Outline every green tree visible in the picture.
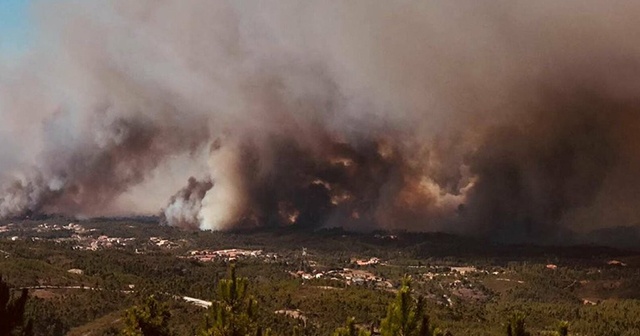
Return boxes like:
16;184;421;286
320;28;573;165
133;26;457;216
198;266;266;336
122;295;172;336
506;313;530;336
333;317;371;336
380;276;442;336
556;321;569;336
0;275;32;336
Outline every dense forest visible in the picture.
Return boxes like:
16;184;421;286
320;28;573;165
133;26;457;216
0;219;639;335
0;269;581;336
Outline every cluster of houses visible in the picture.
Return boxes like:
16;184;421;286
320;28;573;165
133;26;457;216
66;234;184;251
33;222;95;234
0;222;93;235
0;222;141;250
351;257;381;266
422;265;489;280
73;235;137;251
149;236;180;248
1;222;191;251
291;267;394;288
186;249;278;262
0;223;16;233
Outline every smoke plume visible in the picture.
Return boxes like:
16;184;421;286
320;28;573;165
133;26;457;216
2;0;640;241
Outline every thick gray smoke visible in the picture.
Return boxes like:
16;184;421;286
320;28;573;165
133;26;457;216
2;1;640;241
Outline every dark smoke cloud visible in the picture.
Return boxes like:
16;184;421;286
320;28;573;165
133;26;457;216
463;87;640;240
1;1;640;242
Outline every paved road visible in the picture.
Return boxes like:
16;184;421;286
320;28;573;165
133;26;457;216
22;285;213;308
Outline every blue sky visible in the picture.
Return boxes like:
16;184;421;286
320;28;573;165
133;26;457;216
0;0;32;56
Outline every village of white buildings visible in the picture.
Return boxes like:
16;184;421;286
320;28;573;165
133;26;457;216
1;221;627;308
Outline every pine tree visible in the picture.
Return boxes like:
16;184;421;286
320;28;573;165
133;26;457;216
505;313;530;336
380;276;442;336
556;321;569;336
122;295;172;336
198;265;267;336
333;317;371;336
0;275;32;336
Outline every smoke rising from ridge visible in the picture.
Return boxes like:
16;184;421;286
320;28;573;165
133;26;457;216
2;1;640;241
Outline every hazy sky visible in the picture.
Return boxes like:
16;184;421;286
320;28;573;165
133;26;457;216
0;0;31;57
